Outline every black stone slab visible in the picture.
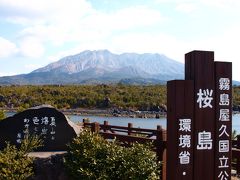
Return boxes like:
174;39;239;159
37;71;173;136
0;107;78;151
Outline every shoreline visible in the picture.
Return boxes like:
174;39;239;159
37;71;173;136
2;107;240;119
60;109;167;119
56;108;166;119
1;107;167;119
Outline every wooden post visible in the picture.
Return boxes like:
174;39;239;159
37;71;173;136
237;135;240;175
237;135;240;148
167;80;194;180
162;129;167;180
128;123;133;136
83;119;86;128
214;62;232;180
156;126;163;162
91;122;100;133
104;121;108;132
156;125;165;180
185;51;215;180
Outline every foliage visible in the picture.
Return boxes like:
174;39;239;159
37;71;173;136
64;130;160;180
0;85;166;111
0;135;42;180
233;86;240;107
232;130;238;140
113;143;160;180
0;110;5;120
1;85;240;110
17;106;27;113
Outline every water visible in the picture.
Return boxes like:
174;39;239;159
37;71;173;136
233;114;240;133
5;112;240;133
68;114;240;133
68;115;166;129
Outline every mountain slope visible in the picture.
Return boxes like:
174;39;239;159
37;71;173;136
0;50;184;85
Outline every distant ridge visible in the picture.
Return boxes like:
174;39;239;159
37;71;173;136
0;50;184;85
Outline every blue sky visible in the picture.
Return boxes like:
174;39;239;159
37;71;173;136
1;0;240;80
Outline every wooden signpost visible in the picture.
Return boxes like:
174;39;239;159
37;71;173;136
167;51;232;180
167;80;194;180
214;62;232;180
185;51;215;180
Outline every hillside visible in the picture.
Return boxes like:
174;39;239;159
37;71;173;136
0;50;184;85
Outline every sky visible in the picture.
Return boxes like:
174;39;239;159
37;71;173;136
0;0;240;80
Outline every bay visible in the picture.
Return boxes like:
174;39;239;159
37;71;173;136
68;115;166;130
5;112;240;133
68;114;240;133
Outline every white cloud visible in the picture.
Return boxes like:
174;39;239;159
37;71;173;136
155;0;240;6
0;35;46;60
15;4;165;47
19;25;70;46
200;0;240;9
19;37;45;58
158;30;240;81
96;6;164;30
0;72;17;77
110;32;189;62
45;31;192;66
207;27;240;81
155;0;240;11
176;3;197;13
155;0;193;4
24;64;42;70
0;37;18;58
0;0;167;66
0;0;93;25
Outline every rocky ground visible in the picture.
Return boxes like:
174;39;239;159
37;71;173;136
62;107;167;119
2;107;167;119
29;152;68;180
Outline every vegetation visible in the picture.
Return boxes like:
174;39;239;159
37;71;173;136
0;84;166;111
64;130;160;180
1;84;240;111
0;136;42;180
0;110;5;120
233;86;240;107
232;129;238;140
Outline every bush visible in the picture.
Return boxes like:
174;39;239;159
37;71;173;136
17;106;26;113
0;136;42;180
64;130;160;180
114;143;160;179
0;110;5;120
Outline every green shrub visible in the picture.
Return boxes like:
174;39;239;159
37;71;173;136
232;129;238;140
0;136;42;180
64;130;160;180
17;106;26;113
113;143;160;179
0;110;5;120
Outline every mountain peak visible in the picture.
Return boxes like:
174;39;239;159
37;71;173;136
0;50;184;85
81;49;112;55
